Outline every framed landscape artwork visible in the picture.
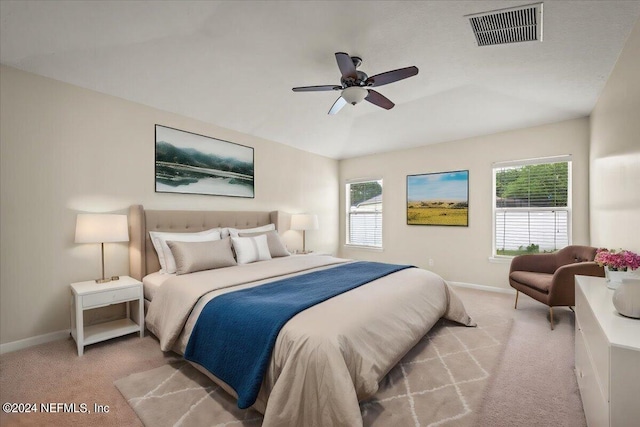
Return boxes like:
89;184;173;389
155;125;254;198
407;170;469;226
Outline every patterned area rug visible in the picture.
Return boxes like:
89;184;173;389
115;306;512;427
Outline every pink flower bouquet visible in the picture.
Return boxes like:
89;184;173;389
595;248;640;271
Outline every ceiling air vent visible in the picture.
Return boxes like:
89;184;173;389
466;2;543;47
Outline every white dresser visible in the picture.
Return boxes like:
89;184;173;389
575;275;640;427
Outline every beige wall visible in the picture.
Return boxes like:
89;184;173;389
339;118;591;289
590;20;640;253
0;65;339;345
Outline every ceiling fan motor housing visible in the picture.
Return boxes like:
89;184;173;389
341;71;369;88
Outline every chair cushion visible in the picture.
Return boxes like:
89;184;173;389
510;271;553;294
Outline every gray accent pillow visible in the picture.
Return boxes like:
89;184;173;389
239;230;290;257
167;238;237;275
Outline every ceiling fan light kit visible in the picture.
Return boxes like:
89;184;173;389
292;52;419;115
342;86;368;105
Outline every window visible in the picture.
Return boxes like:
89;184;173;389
346;179;383;248
493;156;571;257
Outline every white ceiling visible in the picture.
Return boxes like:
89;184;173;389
1;1;639;159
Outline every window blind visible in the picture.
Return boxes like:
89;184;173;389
493;157;571;256
346;180;382;248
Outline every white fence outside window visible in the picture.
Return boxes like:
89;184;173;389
495;209;569;252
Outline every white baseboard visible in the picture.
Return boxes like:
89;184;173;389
447;281;516;295
0;329;70;355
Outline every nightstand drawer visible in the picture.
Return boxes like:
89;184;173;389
82;286;140;308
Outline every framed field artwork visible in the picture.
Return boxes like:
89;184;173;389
155;125;254;198
406;170;469;226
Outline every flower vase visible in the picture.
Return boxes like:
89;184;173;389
612;278;640;319
605;268;635;290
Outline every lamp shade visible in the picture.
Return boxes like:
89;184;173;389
75;214;129;243
290;214;319;231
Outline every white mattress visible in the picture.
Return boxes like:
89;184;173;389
142;271;174;301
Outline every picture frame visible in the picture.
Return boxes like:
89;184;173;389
406;170;469;226
155;125;254;198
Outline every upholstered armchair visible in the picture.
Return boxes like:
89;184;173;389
509;245;605;329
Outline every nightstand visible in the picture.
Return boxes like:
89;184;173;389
70;276;144;356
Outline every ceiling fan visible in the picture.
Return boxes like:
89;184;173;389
292;52;419;115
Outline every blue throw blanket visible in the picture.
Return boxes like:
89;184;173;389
184;261;413;409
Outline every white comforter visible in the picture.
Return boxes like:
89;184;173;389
146;255;474;427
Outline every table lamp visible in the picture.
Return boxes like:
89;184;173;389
75;213;129;283
290;214;319;254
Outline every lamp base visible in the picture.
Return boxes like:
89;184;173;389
95;276;120;284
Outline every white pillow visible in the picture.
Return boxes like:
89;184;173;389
223;223;276;238
149;228;221;273
238;230;290;258
231;235;272;264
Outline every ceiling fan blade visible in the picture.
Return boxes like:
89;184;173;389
365;89;395;110
365;66;419;87
292;85;341;92
335;52;357;80
328;96;347;115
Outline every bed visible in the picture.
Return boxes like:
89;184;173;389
128;204;475;427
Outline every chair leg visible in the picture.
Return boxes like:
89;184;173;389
514;291;519;309
549;307;555;330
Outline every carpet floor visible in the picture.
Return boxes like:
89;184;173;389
0;287;586;427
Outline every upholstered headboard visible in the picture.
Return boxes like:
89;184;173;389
128;205;287;280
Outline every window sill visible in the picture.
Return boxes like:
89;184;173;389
488;256;513;264
344;244;383;252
